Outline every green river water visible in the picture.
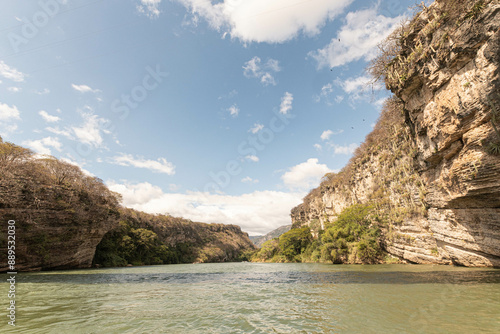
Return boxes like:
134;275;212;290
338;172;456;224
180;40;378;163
1;263;499;333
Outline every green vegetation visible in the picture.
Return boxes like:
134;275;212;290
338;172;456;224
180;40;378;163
93;221;182;267
0;137;255;270
252;204;383;264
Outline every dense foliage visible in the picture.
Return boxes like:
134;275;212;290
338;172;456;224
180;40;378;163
93;220;183;267
252;204;382;264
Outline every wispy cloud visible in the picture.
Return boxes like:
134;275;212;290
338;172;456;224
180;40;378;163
71;110;109;147
137;0;161;19
243;56;280;86
7;87;21;93
309;7;404;69
22;137;62;156
321;129;343;141
245;155;259;162
249;123;264;134
280;92;293;114
71;84;101;94
39;110;61;123
327;142;358;155
0;60;25;82
228;104;239;117
109;153;176;175
241;176;259;184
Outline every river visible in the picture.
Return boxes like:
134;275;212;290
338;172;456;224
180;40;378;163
1;263;499;333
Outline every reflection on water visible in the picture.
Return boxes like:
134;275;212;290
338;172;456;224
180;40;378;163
1;263;499;334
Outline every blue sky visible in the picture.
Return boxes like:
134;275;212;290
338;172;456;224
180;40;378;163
0;0;416;235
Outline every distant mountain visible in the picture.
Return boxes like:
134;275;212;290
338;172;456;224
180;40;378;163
251;225;292;248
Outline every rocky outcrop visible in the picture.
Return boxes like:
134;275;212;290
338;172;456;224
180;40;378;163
291;0;500;267
0;153;121;271
0;140;254;271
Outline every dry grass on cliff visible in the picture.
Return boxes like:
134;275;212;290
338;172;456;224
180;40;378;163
302;96;406;206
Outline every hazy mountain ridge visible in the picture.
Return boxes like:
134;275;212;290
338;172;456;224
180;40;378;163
250;225;292;247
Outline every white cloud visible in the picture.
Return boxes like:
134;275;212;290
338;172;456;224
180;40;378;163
7;87;21;93
245;155;259;162
309;7;404;68
0;61;25;82
249;123;264;134
280;92;293;115
328;142;358;155
314;143;322;151
109;153;176;175
228;104;239;117
281;158;332;191
107;180;303;235
46;126;73;139
321;129;343;141
71;84;101;94
22;137;62;156
314;83;334;103
0;103;20;121
34;88;50;95
243;56;280;86
320;130;333;141
241;176;259;184
39;110;61;123
137;0;161;18
71;111;109;147
177;0;353;43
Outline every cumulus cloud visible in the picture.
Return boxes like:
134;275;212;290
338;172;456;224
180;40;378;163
177;0;353;43
71;84;101;94
280;92;293;115
107;180;303;235
22;137;62;156
0;60;25;82
39;110;61;123
309;7;404;68
109;153;176;175
281;158;332;191
243;56;280;86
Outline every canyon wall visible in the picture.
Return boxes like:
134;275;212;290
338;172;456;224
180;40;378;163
291;0;500;267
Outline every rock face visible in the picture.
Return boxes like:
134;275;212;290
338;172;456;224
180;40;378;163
0;155;121;272
0;140;254;271
291;0;500;267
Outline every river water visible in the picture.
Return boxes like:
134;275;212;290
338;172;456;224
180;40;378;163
1;263;499;333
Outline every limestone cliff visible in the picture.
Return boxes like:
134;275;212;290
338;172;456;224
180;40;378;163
0;139;254;271
291;0;500;267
